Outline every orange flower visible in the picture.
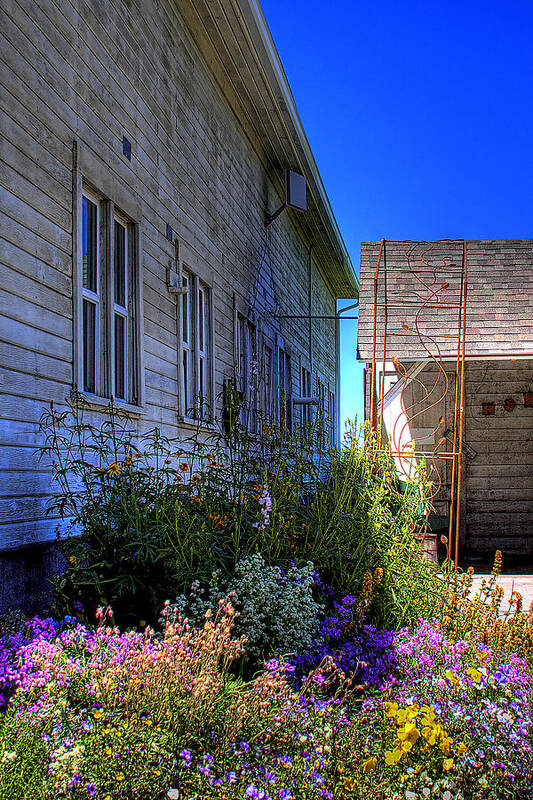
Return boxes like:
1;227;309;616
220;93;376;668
179;463;189;472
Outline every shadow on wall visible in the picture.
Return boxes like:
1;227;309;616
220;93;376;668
0;543;66;615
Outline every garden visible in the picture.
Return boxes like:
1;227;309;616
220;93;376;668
1;399;533;799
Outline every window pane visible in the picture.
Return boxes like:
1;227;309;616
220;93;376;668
83;299;96;393
183;351;190;411
182;276;189;343
114;220;126;307
199;358;204;399
114;314;126;400
198;289;204;351
82;196;98;292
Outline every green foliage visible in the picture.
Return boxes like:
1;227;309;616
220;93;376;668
232;554;321;660
39;396;440;630
0;716;48;800
165;554;323;661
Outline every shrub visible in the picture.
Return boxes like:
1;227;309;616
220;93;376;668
232;554;322;660
39;398;441;630
162;554;323;662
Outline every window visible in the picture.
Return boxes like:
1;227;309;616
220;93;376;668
316;376;327;446
78;187;141;405
301;366;312;436
262;343;274;420
236;314;257;432
81;194;99;394
113;217;128;401
179;270;213;422
278;347;292;431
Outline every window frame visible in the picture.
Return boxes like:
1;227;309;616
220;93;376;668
80;189;101;396
177;267;214;425
260;332;275;423
74;178;144;412
112;213;129;402
277;338;292;432
301;364;312;437
235;312;257;432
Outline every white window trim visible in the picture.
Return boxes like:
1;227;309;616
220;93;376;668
177;267;215;425
276;336;292;432
73;161;144;413
80;188;101;396
112;214;129;402
260;330;275;422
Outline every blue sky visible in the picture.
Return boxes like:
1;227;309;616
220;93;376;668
260;0;533;428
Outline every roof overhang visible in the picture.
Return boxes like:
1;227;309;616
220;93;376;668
179;0;358;298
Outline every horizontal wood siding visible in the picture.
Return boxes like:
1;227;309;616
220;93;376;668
0;0;339;551
464;360;533;560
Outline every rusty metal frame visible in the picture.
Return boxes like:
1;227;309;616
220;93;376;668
370;240;468;564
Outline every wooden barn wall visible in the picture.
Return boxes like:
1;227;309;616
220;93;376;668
463;360;533;561
0;0;338;554
358;240;533;362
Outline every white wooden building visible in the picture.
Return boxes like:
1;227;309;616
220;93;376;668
0;0;358;609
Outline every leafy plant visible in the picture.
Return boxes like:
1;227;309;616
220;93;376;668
39;395;440;630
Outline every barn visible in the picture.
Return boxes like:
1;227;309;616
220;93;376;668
0;0;357;610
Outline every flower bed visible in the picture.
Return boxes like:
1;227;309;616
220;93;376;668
5;404;528;797
1;601;532;800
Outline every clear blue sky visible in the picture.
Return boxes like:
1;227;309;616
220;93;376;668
260;0;533;429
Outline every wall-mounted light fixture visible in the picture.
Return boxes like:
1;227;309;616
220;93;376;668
266;169;307;226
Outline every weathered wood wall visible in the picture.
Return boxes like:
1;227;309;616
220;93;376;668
464;360;533;561
0;0;341;561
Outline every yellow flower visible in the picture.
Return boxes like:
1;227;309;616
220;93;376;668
476;650;489;663
384;702;398;717
384;748;403;765
466;667;482;683
341;775;357;790
406;704;420;719
68;556;78;566
362;756;377;773
92;708;104;719
445;670;461;688
153;768;162;776
105;747;112;755
443;758;454;772
397;722;420;746
422;726;438;746
106;462;122;476
396;709;408;725
457;742;467;756
115;772;125;781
